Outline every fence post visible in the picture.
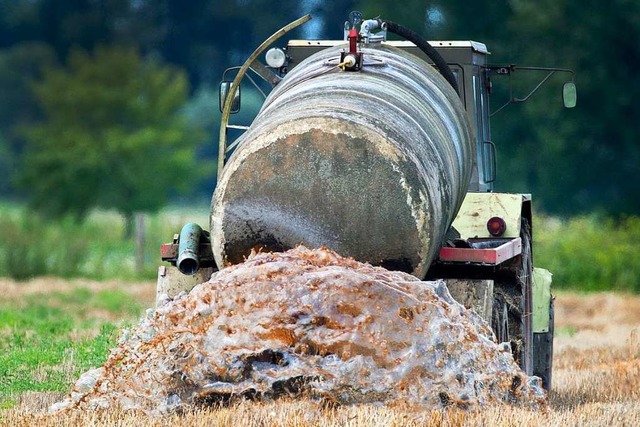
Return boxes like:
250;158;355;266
135;213;145;274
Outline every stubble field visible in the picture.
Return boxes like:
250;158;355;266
1;278;638;426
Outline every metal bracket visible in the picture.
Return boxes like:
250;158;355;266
438;237;522;265
483;140;497;183
248;60;283;87
488;65;576;116
217;14;312;182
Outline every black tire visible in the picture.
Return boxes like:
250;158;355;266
532;297;554;391
492;219;534;375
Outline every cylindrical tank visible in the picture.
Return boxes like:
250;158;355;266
211;44;474;278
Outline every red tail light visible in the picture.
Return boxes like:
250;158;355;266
487;216;507;236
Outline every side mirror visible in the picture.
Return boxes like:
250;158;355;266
562;81;577;108
219;81;241;114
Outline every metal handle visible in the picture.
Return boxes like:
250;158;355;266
483;140;497;184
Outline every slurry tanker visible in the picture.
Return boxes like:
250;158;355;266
157;12;577;391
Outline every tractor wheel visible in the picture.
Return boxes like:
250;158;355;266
492;219;534;375
532;297;554;391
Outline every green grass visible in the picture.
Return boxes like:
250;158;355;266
0;286;144;408
0;205;637;412
534;215;640;292
0;202;209;281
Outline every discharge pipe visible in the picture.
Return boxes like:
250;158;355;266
177;223;203;275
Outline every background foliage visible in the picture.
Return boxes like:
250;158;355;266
1;0;638;216
17;45;204;225
0;1;637;287
0;202;208;281
0;202;637;293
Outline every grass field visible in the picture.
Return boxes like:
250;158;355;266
1;278;639;426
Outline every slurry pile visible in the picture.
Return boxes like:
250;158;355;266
52;247;545;414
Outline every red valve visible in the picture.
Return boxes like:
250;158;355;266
341;28;362;71
348;28;358;53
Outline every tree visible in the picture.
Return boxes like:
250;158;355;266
19;45;204;232
354;0;640;216
0;42;57;197
496;0;640;216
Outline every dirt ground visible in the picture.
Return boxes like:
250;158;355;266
1;279;639;426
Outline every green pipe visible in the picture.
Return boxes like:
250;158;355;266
177;223;203;275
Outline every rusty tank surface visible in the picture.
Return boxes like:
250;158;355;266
211;44;474;278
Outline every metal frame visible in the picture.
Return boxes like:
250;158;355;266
438;237;522;265
217;14;311;182
489;65;576;116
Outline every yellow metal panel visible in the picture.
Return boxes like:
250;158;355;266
452;192;525;239
533;268;553;333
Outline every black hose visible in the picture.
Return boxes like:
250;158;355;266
382;20;459;95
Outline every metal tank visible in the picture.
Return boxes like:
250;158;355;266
211;44;474;279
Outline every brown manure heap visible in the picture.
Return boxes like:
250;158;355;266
52;247;545;414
